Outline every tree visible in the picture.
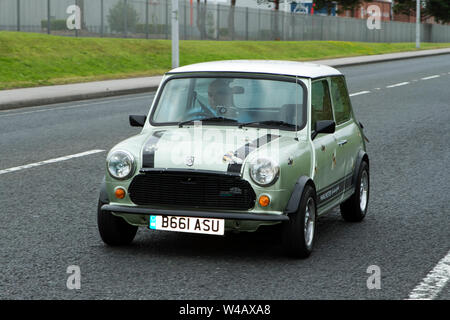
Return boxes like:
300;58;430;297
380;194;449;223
393;0;431;21
423;0;450;23
393;0;450;23
107;0;139;33
197;0;208;39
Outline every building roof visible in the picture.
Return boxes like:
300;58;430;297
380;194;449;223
168;60;342;78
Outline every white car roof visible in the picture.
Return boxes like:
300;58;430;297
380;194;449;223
168;60;342;78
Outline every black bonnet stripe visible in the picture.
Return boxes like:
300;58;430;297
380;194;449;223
227;134;280;174
142;131;166;168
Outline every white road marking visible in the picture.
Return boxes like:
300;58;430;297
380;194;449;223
349;91;370;97
0;149;105;175
407;249;450;300
386;82;410;88
421;75;440;80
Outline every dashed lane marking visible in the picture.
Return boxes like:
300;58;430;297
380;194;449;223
386;82;410;88
349;91;371;97
407;249;450;300
0;150;105;175
421;75;441;80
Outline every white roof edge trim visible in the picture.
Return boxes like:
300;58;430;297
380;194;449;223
167;60;342;78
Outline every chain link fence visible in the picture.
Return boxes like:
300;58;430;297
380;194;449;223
1;0;449;42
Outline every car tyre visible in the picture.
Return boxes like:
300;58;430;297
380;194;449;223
281;185;317;258
340;161;369;222
97;200;138;246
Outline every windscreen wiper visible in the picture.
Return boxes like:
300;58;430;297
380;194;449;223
201;117;237;123
178;117;238;127
238;120;295;129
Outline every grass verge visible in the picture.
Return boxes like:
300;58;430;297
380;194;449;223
1;31;449;90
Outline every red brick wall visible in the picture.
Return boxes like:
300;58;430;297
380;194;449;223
338;1;392;21
337;1;443;25
394;13;437;24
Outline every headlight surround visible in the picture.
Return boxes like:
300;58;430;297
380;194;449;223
249;158;280;187
107;150;136;180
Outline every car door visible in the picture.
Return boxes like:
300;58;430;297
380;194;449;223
330;76;361;195
311;79;344;207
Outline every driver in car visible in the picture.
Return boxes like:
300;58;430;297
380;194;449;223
206;79;239;118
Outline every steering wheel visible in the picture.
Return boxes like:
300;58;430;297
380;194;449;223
185;109;214;120
186;98;217;118
216;105;239;118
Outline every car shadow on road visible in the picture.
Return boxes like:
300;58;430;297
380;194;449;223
102;209;365;261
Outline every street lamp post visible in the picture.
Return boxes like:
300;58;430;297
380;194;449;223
416;0;420;48
172;0;179;68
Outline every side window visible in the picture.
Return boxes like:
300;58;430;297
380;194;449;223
311;79;333;130
330;76;352;125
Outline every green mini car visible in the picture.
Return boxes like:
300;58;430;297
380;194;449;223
98;60;369;258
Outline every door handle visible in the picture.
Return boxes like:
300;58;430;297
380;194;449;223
338;140;348;146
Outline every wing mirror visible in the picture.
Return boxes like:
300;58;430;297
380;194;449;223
312;120;335;140
129;115;147;127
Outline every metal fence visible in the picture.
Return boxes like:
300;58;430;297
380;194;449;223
1;0;449;42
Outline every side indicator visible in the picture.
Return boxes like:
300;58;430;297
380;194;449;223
259;195;270;207
115;188;126;199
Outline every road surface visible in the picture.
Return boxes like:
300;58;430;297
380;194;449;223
1;54;449;299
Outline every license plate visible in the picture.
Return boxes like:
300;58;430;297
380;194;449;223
149;215;225;236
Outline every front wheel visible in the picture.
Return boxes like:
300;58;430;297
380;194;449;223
340;161;369;222
281;185;317;258
97;200;138;246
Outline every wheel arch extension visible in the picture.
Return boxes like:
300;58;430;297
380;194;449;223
284;176;317;215
360;151;369;168
353;150;369;187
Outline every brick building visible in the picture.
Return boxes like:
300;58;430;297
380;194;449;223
337;0;440;24
338;0;392;21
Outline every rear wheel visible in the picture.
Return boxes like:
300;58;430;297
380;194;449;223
281;185;317;258
340;161;369;222
97;200;138;246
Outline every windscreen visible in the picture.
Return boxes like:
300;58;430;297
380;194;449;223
151;76;306;130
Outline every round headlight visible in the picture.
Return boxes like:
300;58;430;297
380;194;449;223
107;150;135;180
249;158;280;186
